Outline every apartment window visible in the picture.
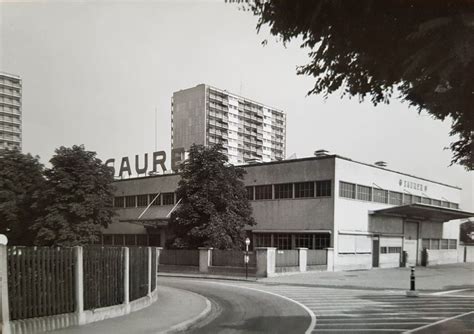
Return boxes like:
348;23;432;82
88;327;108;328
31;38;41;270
255;233;272;247
246;186;254;200
162;192;175;205
339;182;355;199
421;197;431;205
114;197;124;208
316;180;332;197
373;189;388;204
356;185;372;201
125;196;136;208
432;199;441;207
275;183;293;199
295;182;314;198
403;194;412;205
275;233;291;250
389;192;403;205
295;234;312;249
255;185;272;200
149;193;161;206
137;195;148;207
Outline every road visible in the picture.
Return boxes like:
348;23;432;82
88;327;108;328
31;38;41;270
159;277;312;333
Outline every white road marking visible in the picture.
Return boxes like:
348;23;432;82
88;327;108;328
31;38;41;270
403;310;474;333
430;288;471;296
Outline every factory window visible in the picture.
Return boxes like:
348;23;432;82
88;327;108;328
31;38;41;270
149;193;161;206
137;195;148;207
246;186;254;200
440;239;449;249
373;189;388;204
114;196;125;208
316;180;332;197
294;182;314;198
125;196;136;208
356;185;372;201
412;196;421;203
255;233;272;247
295;234;312;249
432;199;441;207
275;233;291;250
339;182;356;199
441;201;450;208
450;202;459;209
162;192;175;205
403;194;412;205
431;239;440;249
255;185;272;200
448;239;457;249
422;238;457;250
314;234;331;249
275;183;293;199
421;197;431;205
389;192;403;205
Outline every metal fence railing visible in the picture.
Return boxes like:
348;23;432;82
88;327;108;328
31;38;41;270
7;246;75;320
83;246;124;310
307;249;327;266
159;249;199;266
129;247;149;301
211;250;256;267
275;249;299;267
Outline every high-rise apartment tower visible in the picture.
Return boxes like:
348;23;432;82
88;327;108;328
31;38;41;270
171;84;286;164
0;72;22;151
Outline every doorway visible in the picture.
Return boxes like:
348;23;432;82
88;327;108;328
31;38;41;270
372;236;380;268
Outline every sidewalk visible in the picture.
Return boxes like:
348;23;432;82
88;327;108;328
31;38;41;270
259;263;474;291
50;286;210;334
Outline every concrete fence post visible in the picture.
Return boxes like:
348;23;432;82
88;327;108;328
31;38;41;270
74;246;85;325
297;248;307;272
147;247;152;296
198;247;213;273
123;247;130;307
256;247;276;277
0;245;11;334
325;247;334;272
155;248;162;291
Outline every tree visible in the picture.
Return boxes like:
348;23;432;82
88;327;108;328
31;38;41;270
242;0;474;169
0;149;45;245
168;144;255;249
460;220;474;244
32;145;115;246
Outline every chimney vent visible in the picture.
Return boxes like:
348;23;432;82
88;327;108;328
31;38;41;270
314;149;329;157
374;161;387;168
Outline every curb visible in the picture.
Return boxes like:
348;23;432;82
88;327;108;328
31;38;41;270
158;272;258;282
157;290;212;334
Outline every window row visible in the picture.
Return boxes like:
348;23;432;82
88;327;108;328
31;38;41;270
339;181;459;209
422;238;457;250
114;192;176;208
380;247;402;254
246;180;332;201
254;233;330;250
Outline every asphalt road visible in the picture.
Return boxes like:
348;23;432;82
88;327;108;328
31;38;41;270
159;277;312;334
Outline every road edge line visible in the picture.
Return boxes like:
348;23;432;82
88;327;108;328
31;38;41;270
429;288;470;296
157;289;212;334
206;281;317;334
403;310;474;333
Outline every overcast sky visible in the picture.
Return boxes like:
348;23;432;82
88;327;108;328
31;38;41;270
1;0;472;210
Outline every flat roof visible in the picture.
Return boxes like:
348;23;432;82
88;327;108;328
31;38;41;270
372;204;473;222
113;154;461;190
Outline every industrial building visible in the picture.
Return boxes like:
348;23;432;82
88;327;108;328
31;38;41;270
105;153;472;271
171;84;286;164
0;72;22;151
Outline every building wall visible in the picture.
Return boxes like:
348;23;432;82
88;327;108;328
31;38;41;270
0;73;22;150
171;84;207;151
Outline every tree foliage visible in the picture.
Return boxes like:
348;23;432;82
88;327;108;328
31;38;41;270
460;220;474;244
32;145;115;246
168;144;255;249
244;0;474;169
0;149;45;245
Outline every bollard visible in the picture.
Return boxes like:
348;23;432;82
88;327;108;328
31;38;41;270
406;266;419;297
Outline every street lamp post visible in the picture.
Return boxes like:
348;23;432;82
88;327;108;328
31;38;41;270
245;237;250;280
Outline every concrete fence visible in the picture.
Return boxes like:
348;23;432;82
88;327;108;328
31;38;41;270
0;245;161;334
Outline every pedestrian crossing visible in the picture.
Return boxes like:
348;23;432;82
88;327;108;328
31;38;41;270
247;285;474;333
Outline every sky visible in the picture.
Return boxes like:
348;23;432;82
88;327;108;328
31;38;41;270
0;0;472;210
